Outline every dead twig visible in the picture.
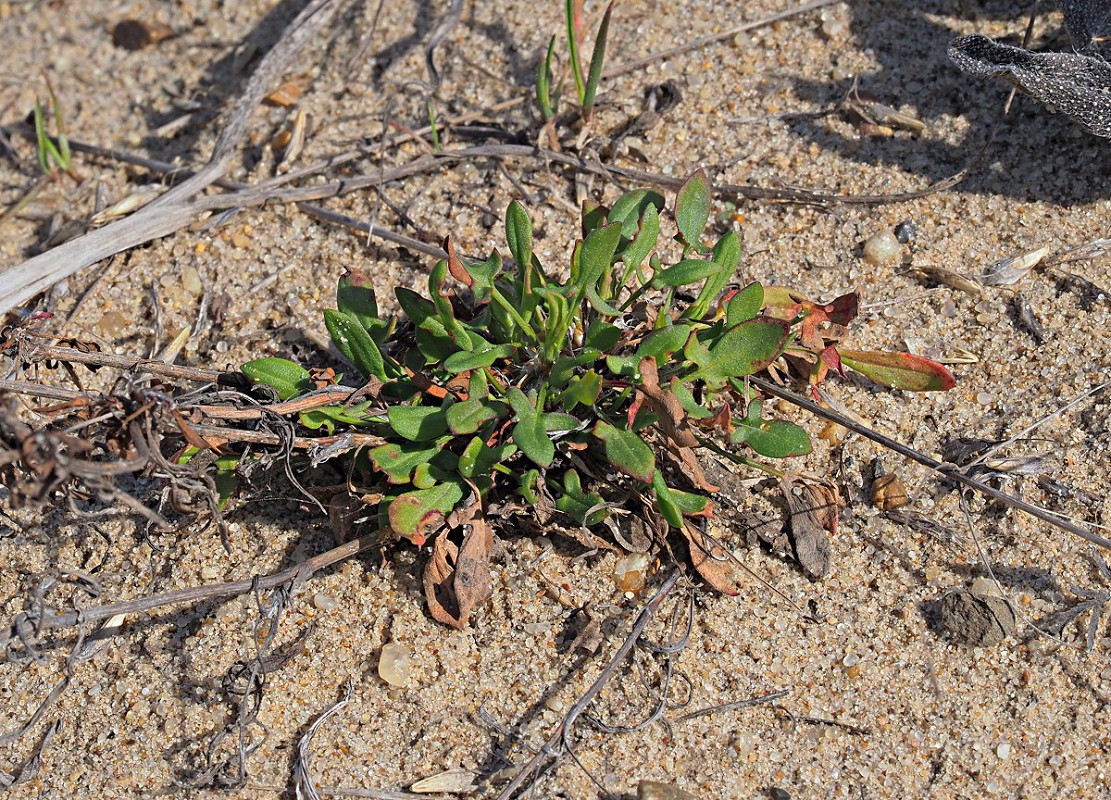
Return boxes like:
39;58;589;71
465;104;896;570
754;377;1111;551
494;569;682;800
0;528;392;652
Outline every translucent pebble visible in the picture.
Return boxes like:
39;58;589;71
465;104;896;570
613;552;650;593
312;593;337;611
182;266;203;296
862;230;901;266
378;641;412;687
996;742;1012;760
842;653;860;667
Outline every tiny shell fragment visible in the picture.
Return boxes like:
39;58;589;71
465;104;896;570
613;552;651;593
265;82;302;107
981;246;1047;286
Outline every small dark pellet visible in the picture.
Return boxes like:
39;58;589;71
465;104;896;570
894;220;917;244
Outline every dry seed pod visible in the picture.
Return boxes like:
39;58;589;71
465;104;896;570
409;769;478;793
111;19;174;50
871;473;910;510
981;246;1048;286
911;265;983;296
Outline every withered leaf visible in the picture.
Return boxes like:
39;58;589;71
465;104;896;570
679;522;741;595
781;480;836;579
636;357;717;492
422;512;494;629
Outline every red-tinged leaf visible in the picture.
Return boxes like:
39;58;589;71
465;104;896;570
838;349;957;392
761;286;806;321
679;520;741;595
388;482;464;544
445;236;472;286
825;292;859;325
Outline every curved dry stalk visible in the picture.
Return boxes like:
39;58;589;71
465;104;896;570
0;528;392;651
751;376;1111;551
494;568;681;800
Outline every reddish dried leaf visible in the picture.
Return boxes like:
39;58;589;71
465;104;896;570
636;357;698;447
445;236;472;287
679;522;741;595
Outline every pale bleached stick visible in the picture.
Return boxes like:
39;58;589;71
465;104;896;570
0;0;350;316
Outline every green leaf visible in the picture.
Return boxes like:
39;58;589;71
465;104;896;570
508;388;554;467
395;287;436;325
388;405;449;441
336;272;381;334
593;420;655;483
550;351;601;386
299;402;378;434
324;309;386;380
574;223;623;301
652;257;724;288
519;468;541;503
241;357;310;400
636;324;692;363
462;251;501;304
543;411;581;432
731;399;812;457
413;458;458;489
505;201;533;278
555;469;607;524
608;189;666;239
670;377;714;419
838;349;957;392
459;436;517;479
684;231;741;321
580;0;613;119
446;399;504;435
667;486;712;516
621;202;659;273
686;317;790;385
368;441;446;484
388;482;465;543
725;282;764;325
442;343;515;373
584;320;621;351
556;370;602;410
652;471;683;528
536;35;557;120
675;169;712;250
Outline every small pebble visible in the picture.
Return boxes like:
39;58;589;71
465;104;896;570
181;266;203;297
378;641;413;687
935;583;1016;647
894;219;917;243
312;593;337;611
996;742;1012;760
638;780;699;800
862;229;901;266
613;552;651;593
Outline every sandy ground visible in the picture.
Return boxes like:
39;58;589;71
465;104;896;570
1;0;1110;797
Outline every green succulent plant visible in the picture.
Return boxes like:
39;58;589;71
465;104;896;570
241;170;954;603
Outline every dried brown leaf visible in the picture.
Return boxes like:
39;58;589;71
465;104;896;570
422;512;494;629
679;522;741;595
781;480;837;579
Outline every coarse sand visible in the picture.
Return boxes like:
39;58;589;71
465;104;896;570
1;0;1110;798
